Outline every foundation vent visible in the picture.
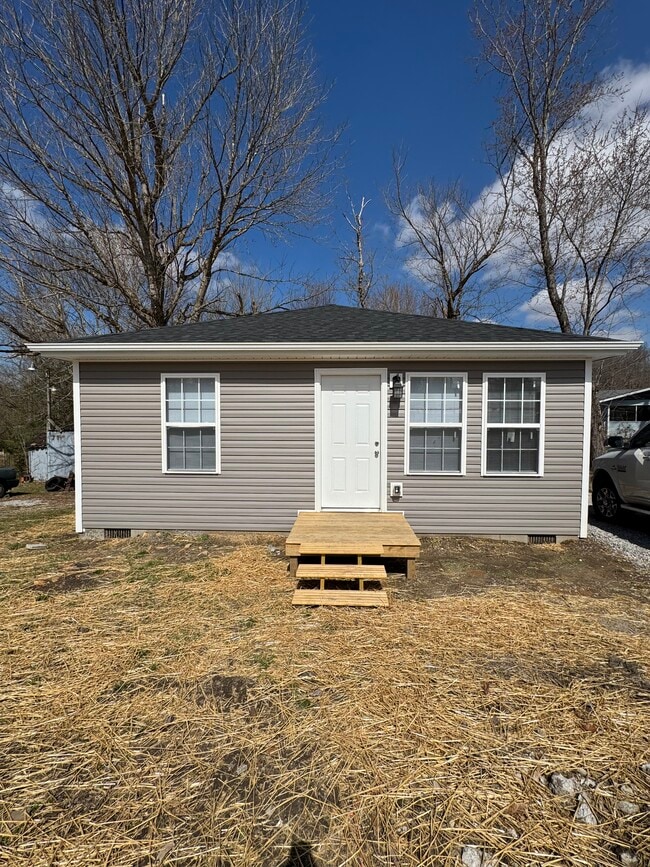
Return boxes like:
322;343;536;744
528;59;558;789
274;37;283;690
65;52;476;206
528;534;556;545
104;528;132;539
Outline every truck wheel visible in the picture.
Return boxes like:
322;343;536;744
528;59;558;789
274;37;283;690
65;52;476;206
45;476;66;492
593;477;620;520
0;483;5;499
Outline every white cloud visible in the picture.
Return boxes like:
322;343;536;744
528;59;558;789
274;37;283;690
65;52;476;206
372;222;392;241
214;250;243;272
0;182;50;233
585;61;650;126
519;286;645;341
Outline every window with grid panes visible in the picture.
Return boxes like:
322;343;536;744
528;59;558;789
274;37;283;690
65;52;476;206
484;375;544;474
162;376;219;472
407;375;466;473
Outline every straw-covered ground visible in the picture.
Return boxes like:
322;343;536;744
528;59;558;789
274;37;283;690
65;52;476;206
1;493;649;866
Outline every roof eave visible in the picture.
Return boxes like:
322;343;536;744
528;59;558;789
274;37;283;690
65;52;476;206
599;386;650;402
26;339;641;363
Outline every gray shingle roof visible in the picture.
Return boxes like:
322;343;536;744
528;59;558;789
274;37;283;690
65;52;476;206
598;387;650;402
66;304;615;345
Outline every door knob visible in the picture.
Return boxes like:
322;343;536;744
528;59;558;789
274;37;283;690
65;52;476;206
374;450;380;457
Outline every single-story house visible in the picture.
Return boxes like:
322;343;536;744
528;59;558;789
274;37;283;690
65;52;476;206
28;305;638;542
598;387;650;441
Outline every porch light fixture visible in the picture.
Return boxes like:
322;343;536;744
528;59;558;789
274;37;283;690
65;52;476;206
391;374;404;401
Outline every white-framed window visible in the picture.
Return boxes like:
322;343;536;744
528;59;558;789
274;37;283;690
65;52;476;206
161;374;220;473
482;373;545;476
405;373;467;474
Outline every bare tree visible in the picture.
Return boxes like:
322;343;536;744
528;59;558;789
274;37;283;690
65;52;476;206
545;109;650;335
0;357;72;471
371;282;436;315
0;0;336;341
286;280;338;309
341;195;374;308
476;0;650;338
475;0;650;460
389;157;512;319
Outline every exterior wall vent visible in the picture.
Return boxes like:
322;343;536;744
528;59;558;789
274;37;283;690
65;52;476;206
104;528;132;539
528;534;556;545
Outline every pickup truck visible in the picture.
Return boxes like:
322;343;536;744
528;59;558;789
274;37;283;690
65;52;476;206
592;421;650;520
0;467;20;498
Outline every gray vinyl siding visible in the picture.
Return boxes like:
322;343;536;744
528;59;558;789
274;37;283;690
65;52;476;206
79;359;586;537
386;361;585;537
80;362;315;531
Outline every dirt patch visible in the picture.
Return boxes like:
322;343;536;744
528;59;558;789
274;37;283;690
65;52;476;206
391;535;650;603
194;674;253;707
598;614;648;636
124;531;287;565
210;741;338;835
483;651;650;697
32;571;100;592
98;673;254;709
31;565;118;593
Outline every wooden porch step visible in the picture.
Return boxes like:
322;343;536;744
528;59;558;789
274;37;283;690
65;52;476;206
292;589;389;607
295;564;387;581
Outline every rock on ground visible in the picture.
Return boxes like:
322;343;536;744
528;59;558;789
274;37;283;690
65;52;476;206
548;770;594;797
574;794;598;825
616;800;641;816
461;846;497;867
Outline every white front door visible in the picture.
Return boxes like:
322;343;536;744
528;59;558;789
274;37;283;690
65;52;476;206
320;372;383;510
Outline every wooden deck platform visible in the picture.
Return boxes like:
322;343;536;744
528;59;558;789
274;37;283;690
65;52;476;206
286;511;420;607
286;511;421;560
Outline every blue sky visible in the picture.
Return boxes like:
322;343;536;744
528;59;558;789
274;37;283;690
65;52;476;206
243;0;650;341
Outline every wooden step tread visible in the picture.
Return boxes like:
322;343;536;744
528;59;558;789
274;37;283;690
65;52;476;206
295;564;387;580
292;589;389;607
297;543;385;556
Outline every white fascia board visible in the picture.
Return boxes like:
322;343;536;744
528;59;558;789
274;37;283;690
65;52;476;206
25;339;642;362
599;386;650;403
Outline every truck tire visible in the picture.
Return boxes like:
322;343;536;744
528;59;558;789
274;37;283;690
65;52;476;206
45;476;66;492
0;483;5;499
592;476;621;521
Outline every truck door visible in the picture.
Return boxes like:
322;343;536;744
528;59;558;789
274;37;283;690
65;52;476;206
628;424;650;506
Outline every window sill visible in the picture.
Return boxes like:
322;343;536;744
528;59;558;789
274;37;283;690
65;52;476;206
481;472;543;478
405;471;465;477
163;470;221;475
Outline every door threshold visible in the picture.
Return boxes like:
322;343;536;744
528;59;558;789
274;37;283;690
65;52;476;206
320;508;384;513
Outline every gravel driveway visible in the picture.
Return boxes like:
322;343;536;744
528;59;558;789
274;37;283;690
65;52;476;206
589;508;650;574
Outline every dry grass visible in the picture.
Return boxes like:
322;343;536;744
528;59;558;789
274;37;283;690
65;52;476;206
1;502;649;866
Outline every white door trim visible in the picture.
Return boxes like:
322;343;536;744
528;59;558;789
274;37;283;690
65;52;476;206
314;367;388;512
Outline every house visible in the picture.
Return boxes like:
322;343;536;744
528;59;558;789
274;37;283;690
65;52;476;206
28;305;638;543
598;387;650;442
28;430;75;481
